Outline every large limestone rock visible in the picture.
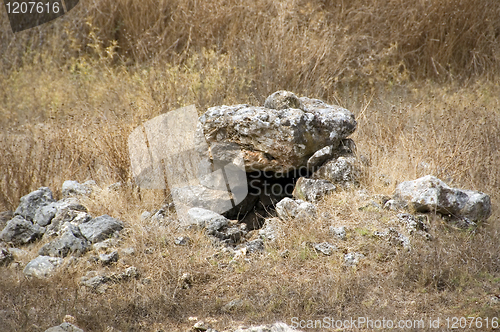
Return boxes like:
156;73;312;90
198;91;356;173
14;187;55;222
0;215;44;245
393;175;491;223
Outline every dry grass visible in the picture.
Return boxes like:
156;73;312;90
1;0;500;331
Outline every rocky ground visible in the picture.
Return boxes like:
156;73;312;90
0;92;496;332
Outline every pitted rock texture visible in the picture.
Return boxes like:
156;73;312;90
198;91;356;173
393;175;491;223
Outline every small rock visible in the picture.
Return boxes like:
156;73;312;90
44;322;84;332
313;242;336;256
234;322;300;332
279;249;290;258
329;226;347;240
174;236;190;246
397;213;428;233
24;255;64;278
140;211;152;220
313;156;360;187
99;251;119;265
186;208;229;234
306;145;335;170
275;198;316;220
81;275;109;290
239;239;265;254
179;272;193;289
292;177;336;202
259;218;281;243
344;252;365;266
79;215;124;243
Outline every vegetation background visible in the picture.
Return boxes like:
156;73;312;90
1;0;500;330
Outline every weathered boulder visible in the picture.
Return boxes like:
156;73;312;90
23;255;63;278
33;203;59;227
14;187;55;222
44;322;84;332
292;177;336;202
198;91;356;173
79;215;124;243
0;215;44;245
275;198;316;220
39;223;90;257
393;175;491;223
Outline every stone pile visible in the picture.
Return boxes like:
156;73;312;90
0;181;125;277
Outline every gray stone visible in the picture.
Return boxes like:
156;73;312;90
313;242;336;256
199;92;356;173
39;223;90;257
33;203;58;227
222;299;244;313
275;198;316;220
329;226;347;240
313;156;360;187
81;275;109;290
239;239;265;253
23;255;63;278
374;228;411;249
306;145;335;170
344;252;365;266
397;213;428;233
14;187;55;221
171;185;235;217
0;247;13;266
174;236;190;246
264;90;302;110
292;177;336;202
383;199;402;211
186;208;229;234
62;180;93;198
79;215;124;243
234;322;301;332
259;218;282;243
44;322;84;332
0;215;44;245
99;251;119;265
393;175;491;223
